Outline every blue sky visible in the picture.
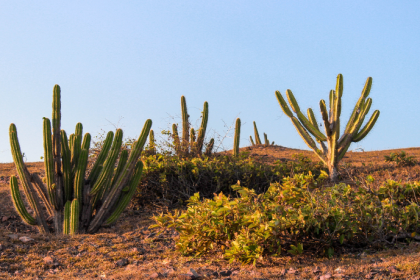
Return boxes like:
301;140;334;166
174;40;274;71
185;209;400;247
0;1;419;162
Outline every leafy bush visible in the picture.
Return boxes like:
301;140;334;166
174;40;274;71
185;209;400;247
133;152;324;207
151;172;420;264
384;151;417;167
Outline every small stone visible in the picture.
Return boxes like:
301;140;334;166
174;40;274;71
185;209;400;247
149;272;160;279
320;273;332;280
190;268;199;277
115;258;128;267
220;270;232;276
8;234;19;240
313;266;322;274
388;266;399;273
43;256;55;265
288;267;297;274
19;236;34;243
2;216;9;222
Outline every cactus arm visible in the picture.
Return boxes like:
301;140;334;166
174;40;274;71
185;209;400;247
10;176;37;225
43;118;56;207
250;136;255;146
9;124;49;233
253;122;262;145
181;96;189;154
195;101;208;154
264;133;269;146
30;173;54;217
149;130;156;155
63;201;71;234
319;100;331;137
88;131;114;185
172;124;181;154
353;110;380;142
90;129;123;196
71;123;83;171
205;138;214;156
52;85;63;210
88;119;152;233
81;133;91;150
307;108;320;131
275;91;294;118
190;128;196;153
233;118;240;156
72;148;88;223
61;130;72;201
110;149;129;188
104;161;144;226
70;199;79;235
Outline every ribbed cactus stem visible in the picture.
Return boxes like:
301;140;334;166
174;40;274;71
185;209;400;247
10;176;37;225
172;124;181;155
61;130;72;202
149;130;156;155
9;124;49;233
71;123;83;170
195;101;208;154
63;201;71;234
264;133;269;146
87;119;152;233
253;122;262;145
88;131;114;185
250;136;255;146
110;149;128;188
205;138;214;156
52;85;63;210
90;129;123;197
74;149;89;209
70;199;79;235
233;118;241;156
43;118;56;207
81;133;91;150
181;96;189;154
190;128;196;153
104;161;144;226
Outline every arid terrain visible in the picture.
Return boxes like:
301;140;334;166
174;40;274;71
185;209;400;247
1;146;420;279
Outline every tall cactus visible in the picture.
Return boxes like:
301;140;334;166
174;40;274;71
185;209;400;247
181;95;190;154
253;121;262;145
148;129;156;155
233;118;241;156
276;74;380;182
172;96;210;156
9;84;152;234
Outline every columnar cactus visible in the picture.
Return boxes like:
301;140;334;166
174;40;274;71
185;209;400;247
172;96;210;156
276;74;380;182
233;118;241;156
204;138;214;156
250;136;255;146
9;84;152;234
148;129;156;155
253;121;262;145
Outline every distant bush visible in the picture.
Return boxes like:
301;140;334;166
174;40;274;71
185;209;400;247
384;151;417;167
151;173;420;264
133;152;324;208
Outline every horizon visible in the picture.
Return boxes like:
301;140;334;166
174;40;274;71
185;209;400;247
1;1;419;162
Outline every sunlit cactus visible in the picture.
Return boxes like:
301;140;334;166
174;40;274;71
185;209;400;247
9;84;152;234
276;74;380;182
253;121;262;145
233;118;241;156
205;138;214;156
172;96;210;156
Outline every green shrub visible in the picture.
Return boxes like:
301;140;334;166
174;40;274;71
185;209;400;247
133;152;324;207
384;151;417;167
151;172;420;264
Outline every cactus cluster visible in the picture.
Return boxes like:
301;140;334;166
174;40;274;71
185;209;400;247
172;96;214;156
276;74;380;182
250;121;274;147
9;85;152;234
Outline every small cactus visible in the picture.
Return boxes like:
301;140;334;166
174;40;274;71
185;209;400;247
233;118;241;156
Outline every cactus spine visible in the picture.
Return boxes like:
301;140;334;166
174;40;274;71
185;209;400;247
276;74;380;182
233;118;241;156
9;84;151;234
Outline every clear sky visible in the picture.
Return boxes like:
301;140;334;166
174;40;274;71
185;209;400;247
1;1;419;162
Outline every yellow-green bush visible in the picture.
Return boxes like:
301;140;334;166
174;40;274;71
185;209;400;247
151;172;420;264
